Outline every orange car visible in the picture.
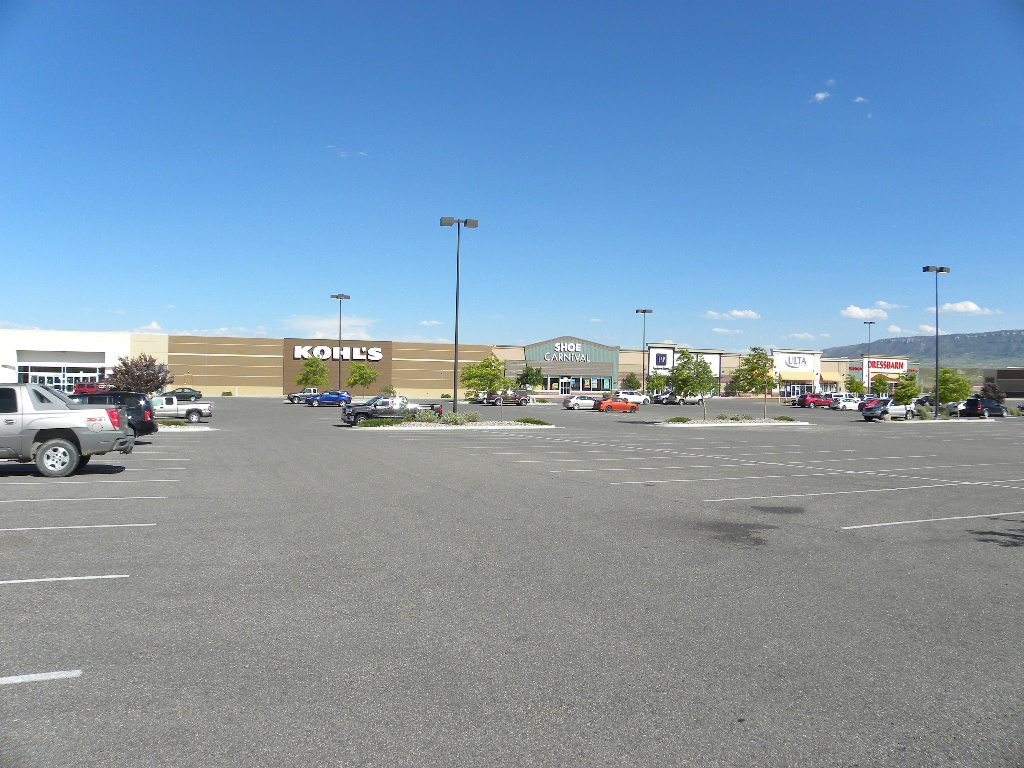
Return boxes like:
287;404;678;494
596;397;639;413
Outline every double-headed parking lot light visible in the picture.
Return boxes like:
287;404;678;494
636;309;652;392
330;294;350;390
441;218;478;413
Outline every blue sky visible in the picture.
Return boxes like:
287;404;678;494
2;0;1022;351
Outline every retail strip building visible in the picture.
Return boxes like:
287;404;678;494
0;329;916;397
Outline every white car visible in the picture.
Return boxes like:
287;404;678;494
613;390;651;405
562;395;600;410
829;395;862;411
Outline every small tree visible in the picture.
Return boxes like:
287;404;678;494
938;367;973;405
646;373;668;393
666;349;718;420
621;372;642;390
297;357;330;389
871;373;891;395
891;371;921;406
844;373;866;396
346;362;381;394
978;381;1006;403
515;365;544;390
105;353;174;394
730;347;777;419
380;383;397;396
460;354;512;397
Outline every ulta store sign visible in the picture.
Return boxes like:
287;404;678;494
544;342;591;363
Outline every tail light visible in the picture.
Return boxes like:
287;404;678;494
145;410;152;420
106;408;122;429
437;405;443;415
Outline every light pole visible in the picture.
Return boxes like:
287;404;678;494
440;217;478;413
636;309;652;392
863;320;875;394
923;266;950;417
330;293;350;390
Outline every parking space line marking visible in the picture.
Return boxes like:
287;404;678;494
0;575;129;585
842;511;1024;529
0;524;155;532
0;496;167;504
704;483;963;502
0;670;83;685
0;479;179;486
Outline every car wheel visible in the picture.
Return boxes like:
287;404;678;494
495;399;502;406
35;438;80;477
571;403;579;410
905;409;914;420
629;405;638;412
311;399;320;407
603;405;612;412
186;410;201;423
982;408;990;418
642;397;651;405
864;416;873;422
519;399;528;406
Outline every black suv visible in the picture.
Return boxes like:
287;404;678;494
70;391;159;436
962;397;1008;418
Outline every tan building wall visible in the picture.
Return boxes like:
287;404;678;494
130;334;169;364
168;335;284;396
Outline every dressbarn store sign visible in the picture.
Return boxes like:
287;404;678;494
867;358;907;373
294;345;384;362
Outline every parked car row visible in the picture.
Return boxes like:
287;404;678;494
562;395;639;412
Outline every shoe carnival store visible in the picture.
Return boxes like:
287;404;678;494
510;337;620;394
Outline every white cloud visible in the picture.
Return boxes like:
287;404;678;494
825;79;836;87
887;325;906;334
134;321;164;333
874;301;905;310
854;96;868;103
171;326;270;337
703;309;761;320
280;313;374;340
919;325;951;335
586;317;601;322
712;328;742;335
397;334;452;344
788;333;814;340
840;305;887;320
811;92;830;103
419;320;443;326
937;300;1001;315
820;333;831;338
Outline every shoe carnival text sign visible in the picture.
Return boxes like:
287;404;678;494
544;342;591;363
294;345;384;362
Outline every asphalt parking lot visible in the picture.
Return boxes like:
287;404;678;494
1;397;1022;767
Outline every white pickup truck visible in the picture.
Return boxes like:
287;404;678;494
0;383;135;476
287;387;320;404
151;395;214;423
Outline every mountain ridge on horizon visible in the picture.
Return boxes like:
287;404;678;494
820;329;1024;369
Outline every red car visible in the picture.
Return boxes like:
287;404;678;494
596;397;639;413
797;393;834;408
858;397;885;411
73;382;111;394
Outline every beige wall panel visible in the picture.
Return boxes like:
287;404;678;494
130;334;169;363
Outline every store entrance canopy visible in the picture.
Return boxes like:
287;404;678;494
778;371;814;381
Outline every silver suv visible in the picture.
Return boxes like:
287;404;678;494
0;383;135;476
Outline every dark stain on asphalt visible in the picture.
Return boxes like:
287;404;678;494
966;524;1024;548
690;521;777;547
749;505;805;515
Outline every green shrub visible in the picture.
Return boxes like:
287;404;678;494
666;416;692;423
537;398;550;403
515;417;550;425
729;414;742;421
918;408;934;420
353;417;396;427
465;410;481;422
716;413;729;420
441;411;470;425
774;415;796;422
441;393;451;399
221;391;233;396
741;413;754;421
412;410;440;422
159;419;187;426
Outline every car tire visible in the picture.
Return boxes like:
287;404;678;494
189;395;198;401
76;454;91;470
982;408;990;418
629;405;638;412
603;405;612;412
905;409;914;420
864;416;873;422
311;399;320;407
519;399;527;406
36;438;80;478
353;413;368;424
571;403;579;410
494;399;502;406
642;398;651;405
186;410;201;423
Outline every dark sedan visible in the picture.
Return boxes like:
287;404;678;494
162;387;203;401
962;397;1008;417
71;391;158;437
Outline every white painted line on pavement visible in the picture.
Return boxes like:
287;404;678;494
0;496;167;504
0;524;155;532
842;511;1024;530
0;670;83;686
0;479;179;486
0;575;129;585
704;483;963;502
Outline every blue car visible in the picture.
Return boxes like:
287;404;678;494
307;390;352;407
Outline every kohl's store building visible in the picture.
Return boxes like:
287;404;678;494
0;329;915;398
